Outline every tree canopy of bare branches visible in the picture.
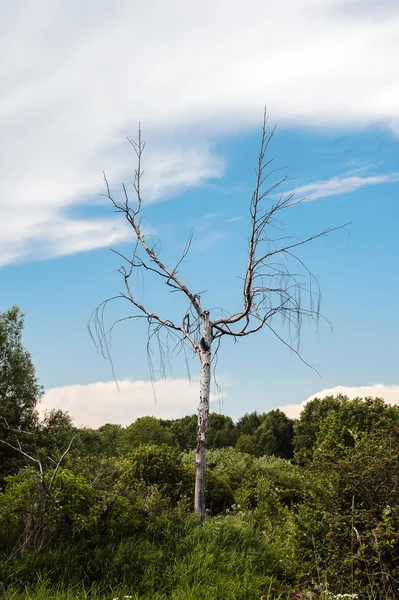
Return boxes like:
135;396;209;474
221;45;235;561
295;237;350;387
90;110;348;521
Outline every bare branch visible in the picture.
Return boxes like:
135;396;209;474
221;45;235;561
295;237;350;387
48;437;75;491
209;109;349;363
0;438;44;481
0;428;74;491
90;111;347;521
101;131;203;318
264;321;320;375
89;130;207;383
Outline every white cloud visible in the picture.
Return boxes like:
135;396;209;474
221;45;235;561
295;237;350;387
224;217;243;223
193;230;228;251
0;215;131;268
280;384;399;419
40;378;222;428
289;172;399;201
1;0;399;265
0;142;223;267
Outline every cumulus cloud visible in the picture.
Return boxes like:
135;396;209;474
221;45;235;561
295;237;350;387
1;0;399;265
40;378;222;428
280;384;399;419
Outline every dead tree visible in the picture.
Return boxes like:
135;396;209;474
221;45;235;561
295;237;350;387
90;110;347;521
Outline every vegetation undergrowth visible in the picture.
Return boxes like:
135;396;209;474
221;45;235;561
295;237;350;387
2;308;399;599
1;517;281;599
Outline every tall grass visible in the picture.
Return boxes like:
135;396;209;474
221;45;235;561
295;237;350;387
1;518;283;600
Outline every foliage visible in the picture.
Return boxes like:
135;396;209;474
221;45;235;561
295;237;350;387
1;329;398;600
293;394;399;464
1;517;282;599
0;467;42;553
163;413;238;452
166;414;197;451
316;396;399;453
0;307;42;481
36;409;75;468
205;447;255;491
75;423;125;459
123;416;175;450
251;409;294;458
123;444;189;503
236;410;267;436
207;413;238;449
296;429;399;597
293;394;343;462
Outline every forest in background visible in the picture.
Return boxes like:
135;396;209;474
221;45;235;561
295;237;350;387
1;307;399;599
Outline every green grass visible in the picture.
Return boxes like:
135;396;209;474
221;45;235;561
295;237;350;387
1;582;278;600
1;518;283;600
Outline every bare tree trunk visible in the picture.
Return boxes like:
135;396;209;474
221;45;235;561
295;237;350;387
195;311;212;521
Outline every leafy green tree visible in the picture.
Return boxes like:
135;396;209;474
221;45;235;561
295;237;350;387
293;394;343;462
235;412;266;455
251;409;294;458
167;413;238;452
37;409;74;467
236;411;266;437
45;467;99;539
294;394;399;462
74;427;104;458
0;307;42;481
204;470;235;514
207;413;237;449
0;465;101;555
316;396;399;452
76;423;125;458
235;433;257;454
198;448;304;518
168;414;197;451
97;423;125;456
249;455;305;511
123;416;174;451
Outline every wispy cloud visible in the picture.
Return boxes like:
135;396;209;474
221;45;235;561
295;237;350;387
1;0;398;265
193;230;228;251
279;384;399;419
224;216;243;223
289;172;399;201
0;142;224;267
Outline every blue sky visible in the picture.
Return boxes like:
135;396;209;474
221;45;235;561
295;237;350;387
1;0;399;426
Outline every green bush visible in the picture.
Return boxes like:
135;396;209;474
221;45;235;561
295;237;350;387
0;467;42;553
123;444;190;504
295;429;399;597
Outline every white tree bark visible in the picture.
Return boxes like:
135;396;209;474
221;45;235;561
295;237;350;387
194;311;212;521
